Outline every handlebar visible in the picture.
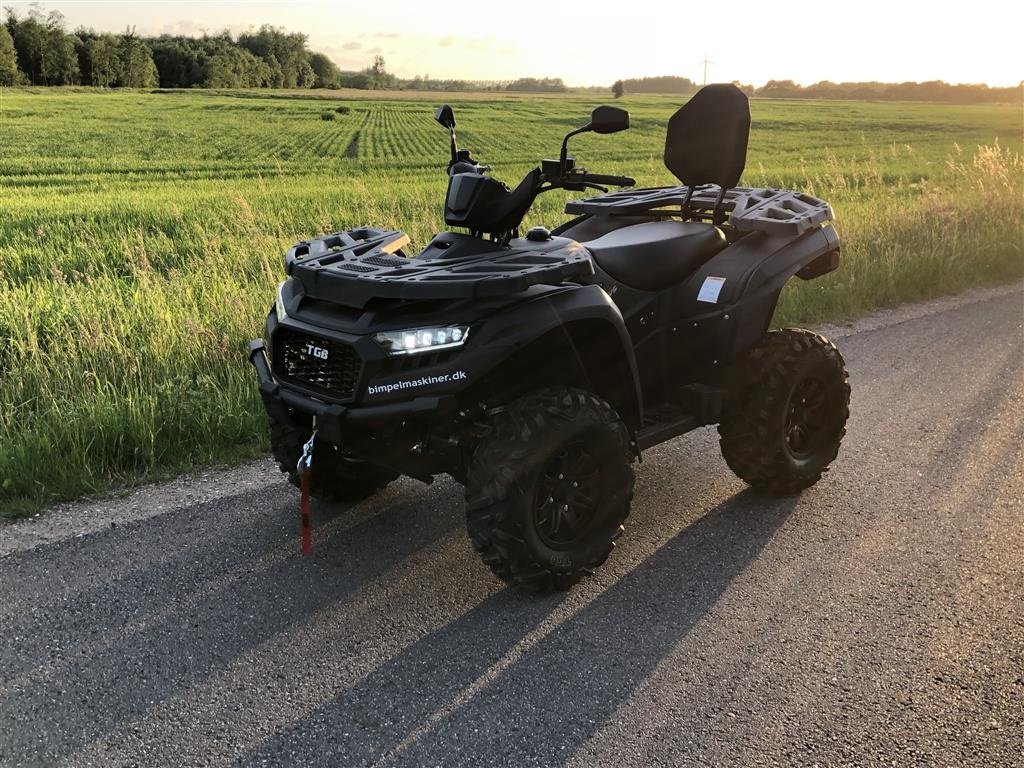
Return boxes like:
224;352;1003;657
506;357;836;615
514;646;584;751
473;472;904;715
574;172;636;187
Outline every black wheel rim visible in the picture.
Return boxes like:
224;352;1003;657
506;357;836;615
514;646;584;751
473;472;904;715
785;377;830;459
532;442;602;549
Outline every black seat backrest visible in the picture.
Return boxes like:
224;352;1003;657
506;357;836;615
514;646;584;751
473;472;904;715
664;84;750;188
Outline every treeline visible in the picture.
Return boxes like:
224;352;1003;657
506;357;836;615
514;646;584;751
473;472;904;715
611;76;756;99
1;6;331;89
613;76;702;95
610;75;1021;104
367;75;567;92
2;8;158;86
756;79;1021;104
0;6;574;93
150;29;318;88
505;77;567;93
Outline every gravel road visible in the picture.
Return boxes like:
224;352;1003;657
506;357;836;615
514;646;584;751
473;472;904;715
2;285;1022;767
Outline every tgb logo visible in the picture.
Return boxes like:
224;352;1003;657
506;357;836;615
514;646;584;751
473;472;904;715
304;342;329;361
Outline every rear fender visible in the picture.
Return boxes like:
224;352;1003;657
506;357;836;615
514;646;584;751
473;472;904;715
669;223;841;365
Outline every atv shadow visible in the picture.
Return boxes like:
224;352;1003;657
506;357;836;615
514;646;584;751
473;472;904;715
234;488;798;767
0;477;468;763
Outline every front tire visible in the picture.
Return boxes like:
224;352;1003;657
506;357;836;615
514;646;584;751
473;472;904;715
719;328;850;494
269;413;397;502
465;387;635;593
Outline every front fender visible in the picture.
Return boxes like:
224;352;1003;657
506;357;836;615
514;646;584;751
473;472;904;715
361;284;644;430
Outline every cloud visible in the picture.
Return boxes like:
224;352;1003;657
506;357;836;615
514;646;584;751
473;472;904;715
438;37;454;47
367;47;382;55
375;32;400;38
342;41;362;51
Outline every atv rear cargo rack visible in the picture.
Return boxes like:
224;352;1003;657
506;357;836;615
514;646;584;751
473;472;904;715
565;185;834;237
285;227;594;307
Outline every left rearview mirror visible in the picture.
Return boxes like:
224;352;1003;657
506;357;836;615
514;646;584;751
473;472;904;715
589;105;629;134
435;104;456;130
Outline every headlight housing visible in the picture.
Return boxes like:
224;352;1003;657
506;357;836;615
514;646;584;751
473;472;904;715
374;325;470;356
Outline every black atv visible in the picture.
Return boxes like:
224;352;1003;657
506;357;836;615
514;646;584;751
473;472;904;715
248;84;850;592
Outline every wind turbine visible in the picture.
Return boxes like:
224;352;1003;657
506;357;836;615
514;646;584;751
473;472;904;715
697;53;716;86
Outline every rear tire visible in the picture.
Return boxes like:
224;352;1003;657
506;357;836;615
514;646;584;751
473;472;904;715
718;328;850;494
465;387;635;593
269;414;397;502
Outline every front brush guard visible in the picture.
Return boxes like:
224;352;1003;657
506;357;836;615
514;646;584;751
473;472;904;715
247;340;456;444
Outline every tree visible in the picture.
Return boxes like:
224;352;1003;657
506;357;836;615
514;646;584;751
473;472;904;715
364;55;392;90
731;80;755;97
264;52;284;87
338;70;370;89
87;34;120;87
149;36;204;88
237;25;313;88
0;24;21;85
41;12;79;84
296;57;315;88
118;31;156;87
205;46;270;87
309;51;340;89
759;79;799;98
6;5;48;84
6;8;80;85
611;79;624;98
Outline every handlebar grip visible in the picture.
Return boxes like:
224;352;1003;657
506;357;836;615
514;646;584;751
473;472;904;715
580;173;636;187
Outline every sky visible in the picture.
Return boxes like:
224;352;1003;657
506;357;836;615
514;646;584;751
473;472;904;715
2;0;1022;87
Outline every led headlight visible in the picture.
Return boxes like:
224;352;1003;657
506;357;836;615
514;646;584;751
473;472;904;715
374;325;469;356
275;280;288;322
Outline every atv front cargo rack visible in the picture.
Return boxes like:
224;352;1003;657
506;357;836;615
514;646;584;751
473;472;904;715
285;227;594;307
566;185;834;237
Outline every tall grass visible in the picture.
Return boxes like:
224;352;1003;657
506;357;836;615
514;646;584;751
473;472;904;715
0;90;1021;516
774;141;1023;323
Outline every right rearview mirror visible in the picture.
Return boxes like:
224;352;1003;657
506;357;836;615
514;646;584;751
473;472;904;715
435;104;456;130
590;105;629;134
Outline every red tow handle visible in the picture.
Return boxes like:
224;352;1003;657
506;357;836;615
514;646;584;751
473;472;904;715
299;466;313;555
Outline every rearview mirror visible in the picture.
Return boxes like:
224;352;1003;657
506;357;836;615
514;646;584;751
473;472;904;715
435;104;456;130
589;105;629;134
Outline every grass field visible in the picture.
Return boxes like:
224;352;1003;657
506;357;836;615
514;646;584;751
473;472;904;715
0;87;1021;517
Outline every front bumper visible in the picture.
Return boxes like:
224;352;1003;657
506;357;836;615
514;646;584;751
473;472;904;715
248;339;456;443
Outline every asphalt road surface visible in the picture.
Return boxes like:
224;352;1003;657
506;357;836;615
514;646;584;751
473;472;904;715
2;287;1022;767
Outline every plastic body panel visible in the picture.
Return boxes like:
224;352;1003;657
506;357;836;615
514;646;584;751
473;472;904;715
286;229;594;308
443;168;543;235
444;173;509;226
558;214;841;409
269;279;642;423
657;223;841;366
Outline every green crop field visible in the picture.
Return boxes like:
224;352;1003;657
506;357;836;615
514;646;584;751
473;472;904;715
0;87;1021;517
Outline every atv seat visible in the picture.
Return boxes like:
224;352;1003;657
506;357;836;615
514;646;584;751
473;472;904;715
584;220;726;291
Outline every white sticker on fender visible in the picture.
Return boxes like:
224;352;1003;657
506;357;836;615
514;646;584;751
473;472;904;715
697;276;726;303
